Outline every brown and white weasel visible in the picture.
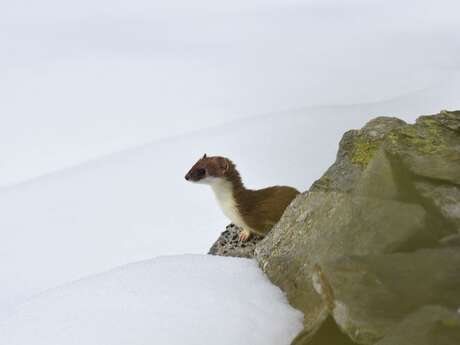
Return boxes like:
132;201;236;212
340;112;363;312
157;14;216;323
185;154;300;241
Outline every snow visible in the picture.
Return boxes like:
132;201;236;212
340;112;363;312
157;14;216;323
1;0;460;186
0;255;303;345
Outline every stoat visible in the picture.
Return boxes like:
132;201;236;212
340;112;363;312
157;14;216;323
185;154;300;241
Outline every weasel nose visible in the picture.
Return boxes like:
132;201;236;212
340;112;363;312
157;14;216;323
185;174;190;181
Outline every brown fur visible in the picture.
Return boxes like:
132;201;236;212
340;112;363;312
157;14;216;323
233;185;299;235
185;154;300;236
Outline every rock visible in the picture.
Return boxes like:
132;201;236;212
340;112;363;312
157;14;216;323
314;248;460;344
291;317;358;345
208;224;263;258
439;233;460;247
255;190;430;334
375;306;460;345
415;182;460;231
310;116;406;193
253;111;460;342
384;111;460;230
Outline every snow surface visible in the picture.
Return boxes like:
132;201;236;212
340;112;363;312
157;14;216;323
1;0;460;186
0;255;303;345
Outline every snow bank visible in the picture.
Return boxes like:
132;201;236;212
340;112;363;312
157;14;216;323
0;255;303;345
1;0;460;186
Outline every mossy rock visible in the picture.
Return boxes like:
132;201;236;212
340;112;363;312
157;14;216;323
255;191;431;336
254;110;460;344
314;248;460;344
383;110;460;230
375;306;460;345
310;117;406;193
384;111;460;182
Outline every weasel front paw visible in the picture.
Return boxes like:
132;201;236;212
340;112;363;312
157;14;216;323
238;228;251;242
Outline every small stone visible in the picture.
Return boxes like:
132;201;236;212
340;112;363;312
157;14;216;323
208;224;263;258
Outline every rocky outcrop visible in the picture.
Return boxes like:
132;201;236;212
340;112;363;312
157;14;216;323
310;116;406;193
254;110;460;344
209;110;460;344
314;248;460;344
375;306;460;345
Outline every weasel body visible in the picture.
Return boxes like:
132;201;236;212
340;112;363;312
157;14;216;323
185;154;299;241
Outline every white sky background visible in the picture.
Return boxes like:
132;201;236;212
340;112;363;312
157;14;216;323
1;0;460;186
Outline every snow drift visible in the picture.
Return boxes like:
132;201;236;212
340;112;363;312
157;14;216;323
0;255;303;345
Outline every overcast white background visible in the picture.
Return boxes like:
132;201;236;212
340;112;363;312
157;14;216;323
1;0;460;186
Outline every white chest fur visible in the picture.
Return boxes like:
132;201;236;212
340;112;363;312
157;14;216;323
209;178;247;229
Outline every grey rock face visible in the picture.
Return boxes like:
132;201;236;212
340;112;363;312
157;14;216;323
310;116;406;193
254;189;437;337
208;224;262;258
383;111;460;230
253;110;460;344
291;317;357;345
375;306;460;345
315;248;460;344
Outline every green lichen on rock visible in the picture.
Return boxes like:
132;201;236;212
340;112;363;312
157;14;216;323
310;116;406;193
350;134;381;166
387;116;448;155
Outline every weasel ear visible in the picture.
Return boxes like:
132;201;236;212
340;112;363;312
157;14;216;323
218;157;229;173
202;153;207;160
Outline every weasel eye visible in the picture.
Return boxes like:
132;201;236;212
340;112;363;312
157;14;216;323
196;169;206;177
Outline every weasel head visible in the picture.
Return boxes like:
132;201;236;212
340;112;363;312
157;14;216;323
185;154;231;184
